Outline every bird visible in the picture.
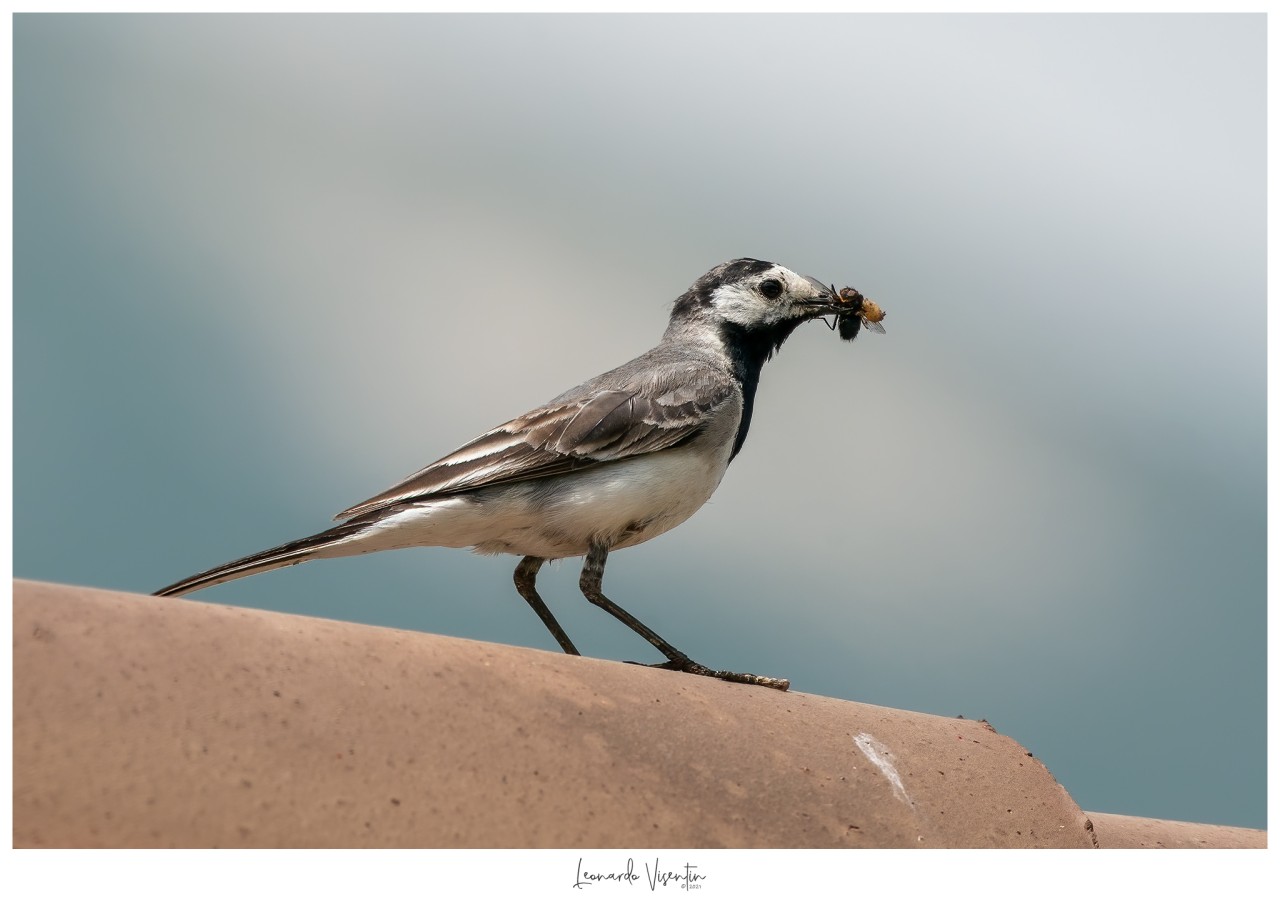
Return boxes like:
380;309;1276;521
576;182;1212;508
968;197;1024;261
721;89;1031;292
156;258;850;690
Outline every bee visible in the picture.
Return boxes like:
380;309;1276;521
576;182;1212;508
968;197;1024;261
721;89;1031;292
829;286;887;341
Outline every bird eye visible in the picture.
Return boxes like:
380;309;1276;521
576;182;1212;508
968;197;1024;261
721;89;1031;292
759;279;783;299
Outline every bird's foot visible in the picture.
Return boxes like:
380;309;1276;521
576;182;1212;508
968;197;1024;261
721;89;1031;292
626;657;790;691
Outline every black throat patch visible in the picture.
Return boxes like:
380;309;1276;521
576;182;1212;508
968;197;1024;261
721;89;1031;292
718;317;807;460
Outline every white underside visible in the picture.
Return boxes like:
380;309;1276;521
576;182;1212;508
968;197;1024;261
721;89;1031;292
317;437;733;561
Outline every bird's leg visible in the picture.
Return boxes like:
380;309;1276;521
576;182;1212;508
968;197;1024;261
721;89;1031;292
578;542;790;691
513;555;580;655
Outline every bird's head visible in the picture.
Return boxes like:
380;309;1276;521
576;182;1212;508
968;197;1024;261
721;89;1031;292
665;258;841;361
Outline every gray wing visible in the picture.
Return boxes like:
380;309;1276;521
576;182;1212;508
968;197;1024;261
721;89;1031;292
336;368;736;520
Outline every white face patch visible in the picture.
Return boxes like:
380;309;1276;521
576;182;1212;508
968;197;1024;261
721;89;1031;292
706;265;822;329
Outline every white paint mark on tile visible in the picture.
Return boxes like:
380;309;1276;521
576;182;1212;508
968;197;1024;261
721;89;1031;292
853;732;914;807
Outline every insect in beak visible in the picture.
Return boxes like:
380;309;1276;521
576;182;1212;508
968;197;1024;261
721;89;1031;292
827;286;887;342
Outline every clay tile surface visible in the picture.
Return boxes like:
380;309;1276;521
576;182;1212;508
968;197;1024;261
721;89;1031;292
11;579;1262;849
1088;812;1265;849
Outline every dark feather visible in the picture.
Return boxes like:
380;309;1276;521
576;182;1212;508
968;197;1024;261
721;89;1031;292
153;519;375;596
336;375;735;520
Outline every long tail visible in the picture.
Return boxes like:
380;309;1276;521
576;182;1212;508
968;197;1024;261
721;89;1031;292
153;520;374;597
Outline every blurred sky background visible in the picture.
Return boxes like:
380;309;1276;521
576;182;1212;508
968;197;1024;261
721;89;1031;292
13;14;1265;829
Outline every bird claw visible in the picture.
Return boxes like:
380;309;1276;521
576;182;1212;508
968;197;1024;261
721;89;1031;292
709;669;792;691
624;657;790;691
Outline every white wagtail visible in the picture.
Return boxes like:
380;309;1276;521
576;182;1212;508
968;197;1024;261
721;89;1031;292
156;259;853;690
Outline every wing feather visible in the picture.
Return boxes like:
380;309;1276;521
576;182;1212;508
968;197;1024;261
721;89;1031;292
335;371;734;520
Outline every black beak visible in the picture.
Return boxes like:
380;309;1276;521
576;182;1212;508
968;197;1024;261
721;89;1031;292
798;275;842;313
